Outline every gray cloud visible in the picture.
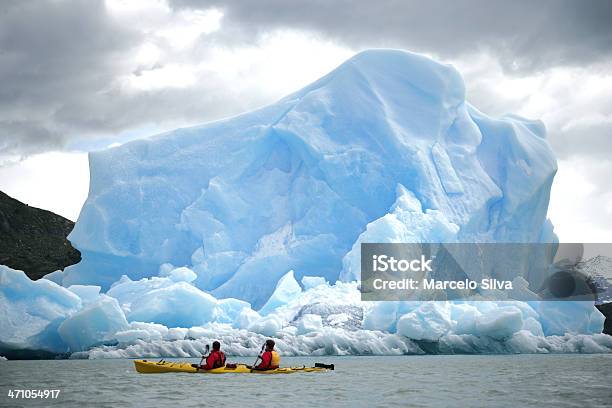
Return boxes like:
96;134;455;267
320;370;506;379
0;0;273;163
460;65;612;161
0;120;63;164
550;117;612;160
173;0;612;73
1;0;611;165
0;0;140;160
1;0;610;238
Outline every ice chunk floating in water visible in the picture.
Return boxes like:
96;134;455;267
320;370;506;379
0;264;609;357
58;295;128;352
0;266;81;353
64;49;556;309
81;282;609;358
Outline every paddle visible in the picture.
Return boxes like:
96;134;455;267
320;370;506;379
248;343;265;370
192;344;210;370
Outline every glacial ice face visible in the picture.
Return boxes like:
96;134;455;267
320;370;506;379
64;49;556;308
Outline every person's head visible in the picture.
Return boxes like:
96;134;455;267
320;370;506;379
265;339;275;351
212;341;221;351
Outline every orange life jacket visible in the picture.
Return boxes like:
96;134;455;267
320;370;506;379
257;350;280;370
270;350;280;369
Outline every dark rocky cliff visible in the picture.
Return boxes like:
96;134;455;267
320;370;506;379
0;191;80;280
595;303;612;335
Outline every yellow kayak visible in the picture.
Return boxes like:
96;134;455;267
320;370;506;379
134;359;334;374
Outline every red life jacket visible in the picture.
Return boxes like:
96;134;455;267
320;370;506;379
203;350;226;370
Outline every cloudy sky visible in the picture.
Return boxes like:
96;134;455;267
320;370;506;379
0;0;611;242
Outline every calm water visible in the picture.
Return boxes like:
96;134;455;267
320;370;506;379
1;355;611;408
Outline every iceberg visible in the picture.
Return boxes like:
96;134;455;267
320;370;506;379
0;264;609;357
340;184;459;281
301;276;327;290
162;266;198;283
114;322;170;345
127;282;217;328
258;270;302;315
0;265;81;354
397;303;453;341
57;295;128;352
63;49;556;309
2;50;609;358
248;315;284;337
296;314;324;334
233;307;262;330
78;282;609;358
216;298;253;324
67;285;101;305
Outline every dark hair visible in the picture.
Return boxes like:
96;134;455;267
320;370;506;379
212;341;221;350
265;339;275;349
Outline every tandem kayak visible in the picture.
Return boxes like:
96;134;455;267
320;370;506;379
134;360;334;374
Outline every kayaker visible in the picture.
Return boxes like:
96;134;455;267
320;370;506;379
200;341;226;370
251;339;280;370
